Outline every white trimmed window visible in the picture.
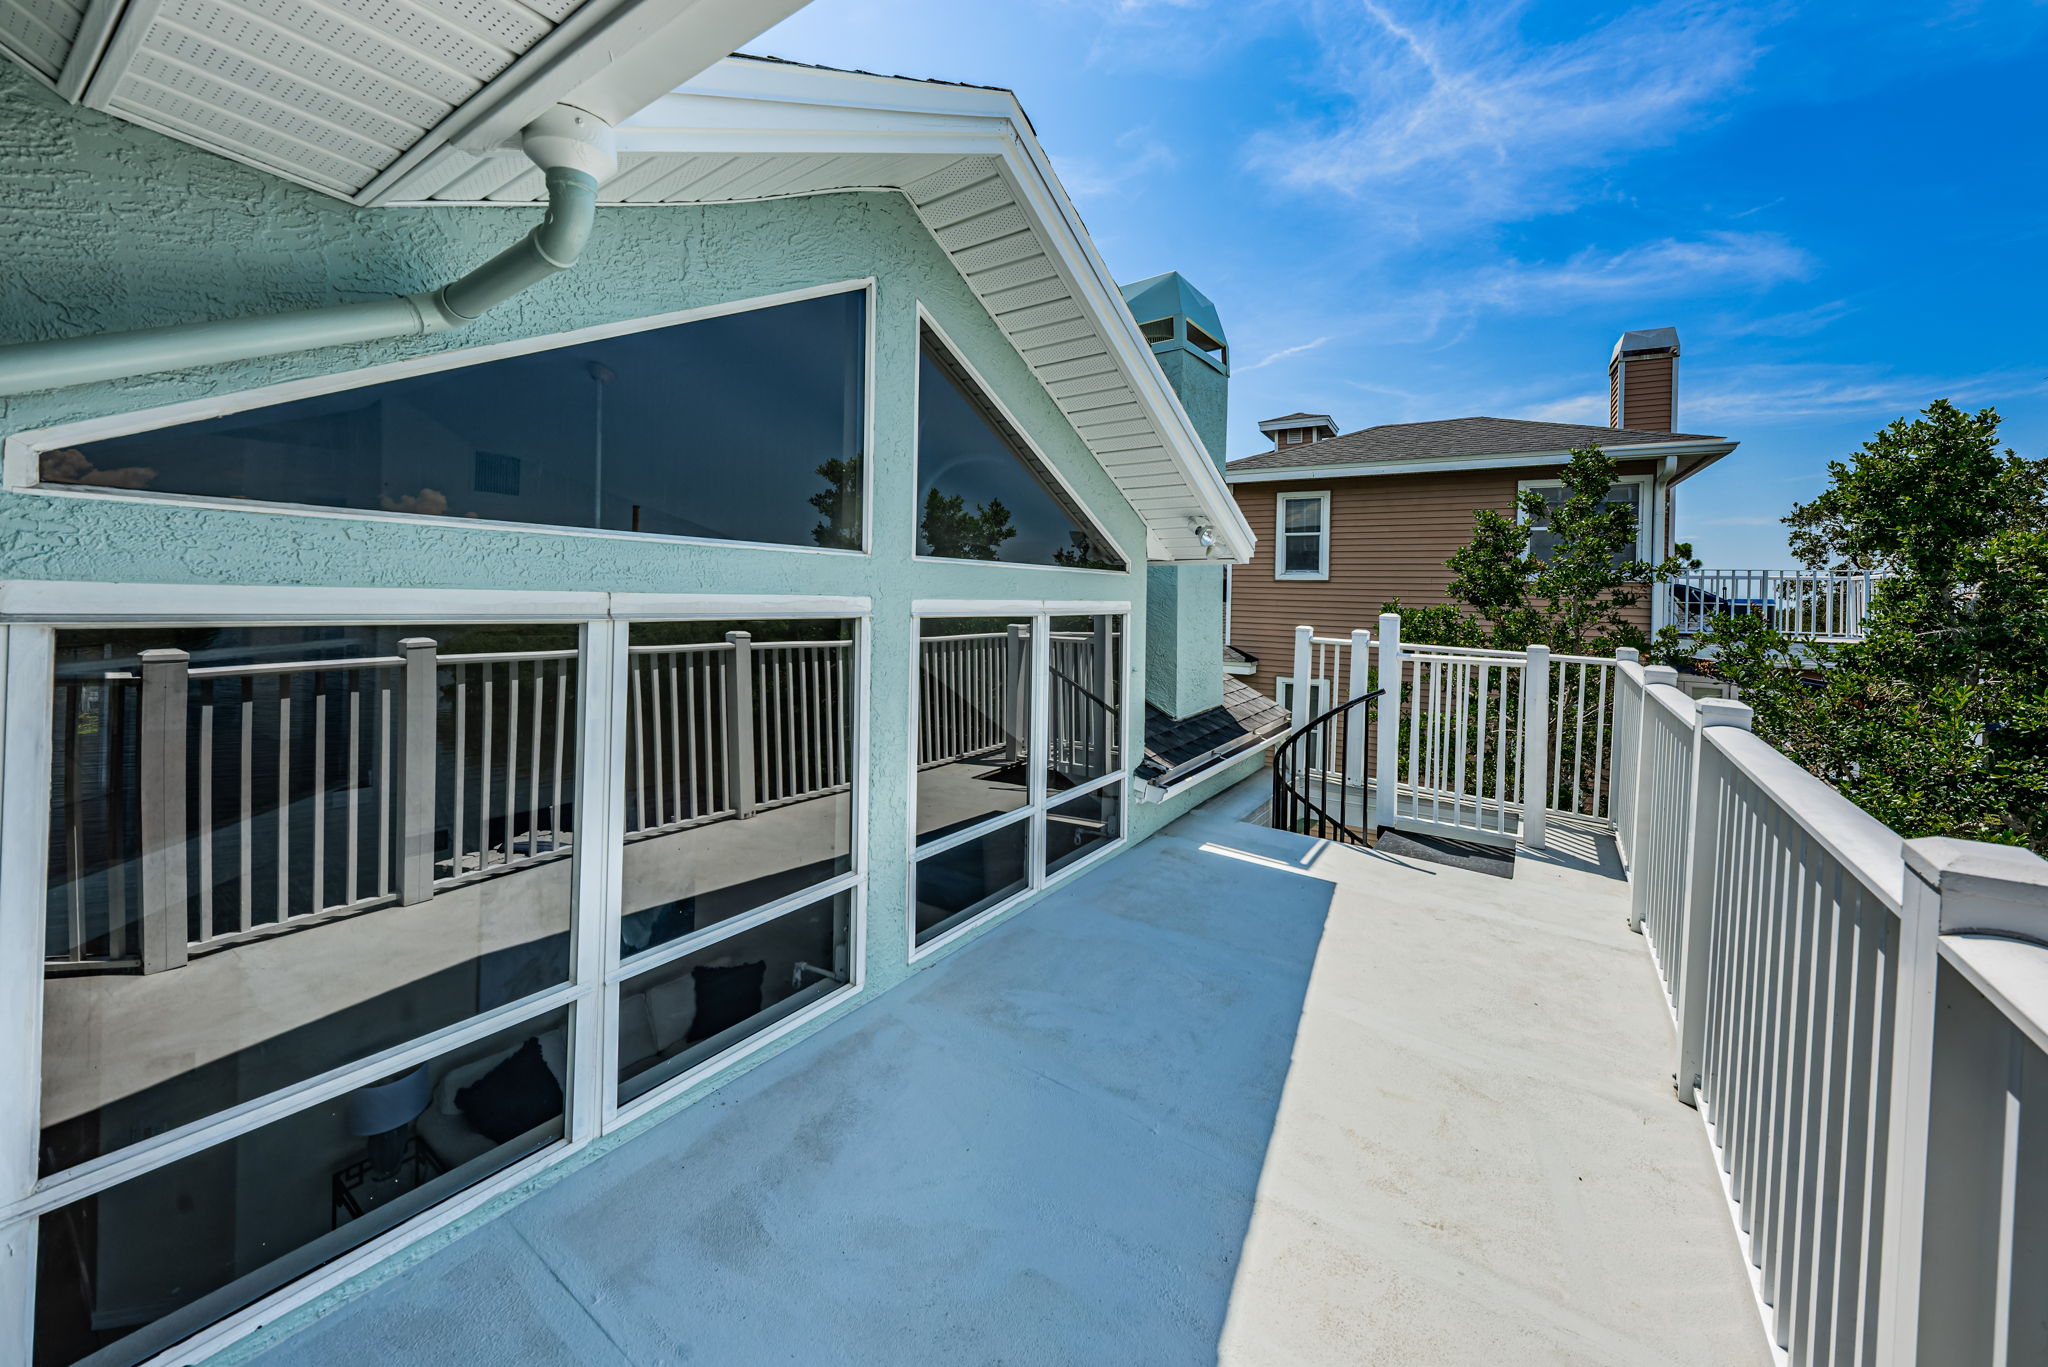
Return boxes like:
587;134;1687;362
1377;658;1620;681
1275;491;1330;580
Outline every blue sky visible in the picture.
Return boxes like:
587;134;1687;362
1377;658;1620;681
756;0;2047;566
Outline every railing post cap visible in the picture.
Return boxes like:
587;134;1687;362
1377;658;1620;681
1614;647;1640;662
1695;697;1752;730
398;636;437;649
1642;664;1679;685
1904;837;2048;936
138;647;190;662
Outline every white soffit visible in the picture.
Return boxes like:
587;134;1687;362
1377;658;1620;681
0;0;809;201
379;57;1254;565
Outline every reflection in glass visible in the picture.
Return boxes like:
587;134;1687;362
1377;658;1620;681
617;894;851;1103
915;331;1124;570
1047;784;1121;875
915;819;1030;945
41;625;578;1175
32;1007;570;1367
916;617;1033;845
44;292;866;550
619;621;854;960
1046;615;1123;793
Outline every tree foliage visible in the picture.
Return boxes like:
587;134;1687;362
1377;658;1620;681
1684;401;2048;852
920;489;1016;561
1392;444;1698;656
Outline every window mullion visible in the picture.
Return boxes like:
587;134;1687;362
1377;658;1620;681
0;626;53;1211
577;618;626;1138
1028;615;1050;888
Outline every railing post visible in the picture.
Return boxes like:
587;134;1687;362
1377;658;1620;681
1345;629;1371;794
1627;665;1678;931
725;631;756;818
1374;613;1401;832
1004;623;1028;765
395;637;438;905
1289;625;1313;732
1610;648;1640;849
1673;696;1751;1105
1879;839;2048;1366
137;649;189;974
1520;644;1550;850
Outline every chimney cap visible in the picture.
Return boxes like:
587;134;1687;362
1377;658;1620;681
1258;412;1336;436
1611;327;1680;364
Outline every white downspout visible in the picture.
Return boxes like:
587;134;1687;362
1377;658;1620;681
0;105;618;399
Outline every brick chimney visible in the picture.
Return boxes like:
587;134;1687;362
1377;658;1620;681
1609;328;1679;431
1258;412;1337;450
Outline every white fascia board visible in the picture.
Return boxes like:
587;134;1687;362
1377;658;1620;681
1223;441;1738;485
358;0;811;207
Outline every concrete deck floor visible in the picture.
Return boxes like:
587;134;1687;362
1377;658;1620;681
257;777;1768;1366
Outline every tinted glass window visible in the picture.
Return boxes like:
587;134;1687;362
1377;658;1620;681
1281;496;1323;575
617;893;851;1103
42;624;577;1174
1047;615;1123;793
43;292;867;550
619;620;854;961
915;818;1030;945
33;1006;569;1367
916;617;1033;844
916;333;1124;570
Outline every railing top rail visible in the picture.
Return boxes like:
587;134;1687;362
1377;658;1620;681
1550;653;1619;666
922;632;1012;643
625;641;731;656
440;649;581;663
185;655;405;680
1937;935;2048;1057
1401;641;1525;659
1708;725;1906;912
1308;635;1355;647
748;640;854;652
1645;680;1697;726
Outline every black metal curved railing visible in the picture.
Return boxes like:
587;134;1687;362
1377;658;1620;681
1270;687;1384;845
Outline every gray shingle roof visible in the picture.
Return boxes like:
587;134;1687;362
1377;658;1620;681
1226;416;1724;475
1137;678;1292;783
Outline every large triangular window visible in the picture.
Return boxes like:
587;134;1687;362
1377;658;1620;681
916;329;1126;571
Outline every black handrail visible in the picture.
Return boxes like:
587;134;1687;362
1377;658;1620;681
1271;687;1385;845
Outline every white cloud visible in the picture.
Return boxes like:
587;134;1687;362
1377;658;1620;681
1247;1;1762;231
1238;336;1332;372
1681;365;2048;425
1051;125;1181;201
1464;233;1812;311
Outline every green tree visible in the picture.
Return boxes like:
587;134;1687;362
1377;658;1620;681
1394;444;1698;656
920;489;1016;561
1685;401;2048;851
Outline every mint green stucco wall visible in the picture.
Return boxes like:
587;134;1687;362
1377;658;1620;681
0;66;1241;1359
1142;347;1228;720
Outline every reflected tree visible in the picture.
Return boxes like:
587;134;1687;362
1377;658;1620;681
921;489;1016;560
809;454;862;550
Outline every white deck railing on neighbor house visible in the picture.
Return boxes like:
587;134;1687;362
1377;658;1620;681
1611;657;2048;1367
1663;568;1885;643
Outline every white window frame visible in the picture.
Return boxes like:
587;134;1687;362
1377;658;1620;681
906;598;1133;963
1;280;880;560
0;584;872;1366
1273;490;1330;581
908;306;1134;578
1516;473;1655;563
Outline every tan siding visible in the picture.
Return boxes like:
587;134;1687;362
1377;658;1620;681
1228;465;1653;698
1619;356;1674;431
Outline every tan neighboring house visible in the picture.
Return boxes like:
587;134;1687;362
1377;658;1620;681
1223;328;1738;705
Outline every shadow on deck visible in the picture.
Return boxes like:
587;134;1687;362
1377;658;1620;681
255;776;1766;1366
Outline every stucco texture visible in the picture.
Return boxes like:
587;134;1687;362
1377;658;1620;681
0;63;1241;1362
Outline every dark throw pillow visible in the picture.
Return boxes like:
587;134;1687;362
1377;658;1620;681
687;961;767;1044
455;1036;562;1145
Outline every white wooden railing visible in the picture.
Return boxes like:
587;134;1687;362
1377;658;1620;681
1663;569;1885;643
1611;657;2048;1365
49;635;855;971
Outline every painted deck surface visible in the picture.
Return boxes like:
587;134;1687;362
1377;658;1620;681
253;779;1766;1366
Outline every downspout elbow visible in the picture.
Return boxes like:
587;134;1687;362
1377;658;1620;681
0;104;617;396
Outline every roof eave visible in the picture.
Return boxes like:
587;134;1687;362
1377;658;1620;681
1224;440;1739;484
